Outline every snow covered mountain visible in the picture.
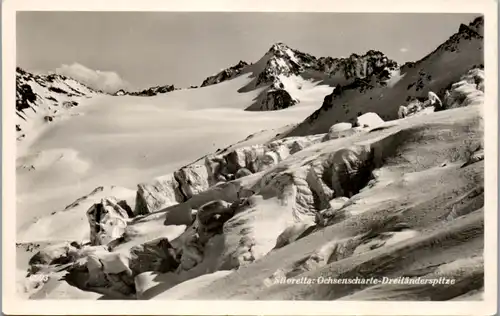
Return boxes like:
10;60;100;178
16;67;100;142
285;16;484;137
15;16;486;301
198;42;398;111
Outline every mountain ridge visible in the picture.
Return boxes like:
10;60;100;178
15;67;100;142
114;84;177;97
200;42;399;112
283;15;484;137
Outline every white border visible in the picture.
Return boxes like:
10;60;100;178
2;0;498;315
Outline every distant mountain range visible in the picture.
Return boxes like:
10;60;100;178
113;84;177;97
15;16;483;140
198;42;398;111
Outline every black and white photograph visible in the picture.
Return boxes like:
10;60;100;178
3;0;498;314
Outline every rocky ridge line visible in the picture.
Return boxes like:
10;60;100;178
114;84;177;97
200;60;249;88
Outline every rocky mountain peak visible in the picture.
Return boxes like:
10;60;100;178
467;15;484;35
240;43;398;112
267;42;290;53
267;42;316;65
265;42;303;61
200;42;398;112
458;22;482;39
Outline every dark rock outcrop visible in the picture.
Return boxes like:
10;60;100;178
196;200;236;244
16;83;38;112
258;89;297;111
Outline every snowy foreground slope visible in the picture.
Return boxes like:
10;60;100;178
15;72;328;233
15;17;484;300
16;69;485;300
17;101;485;300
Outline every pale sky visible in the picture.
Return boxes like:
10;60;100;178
17;12;479;90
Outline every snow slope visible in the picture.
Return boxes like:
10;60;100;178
19;101;484;300
16;72;329;233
